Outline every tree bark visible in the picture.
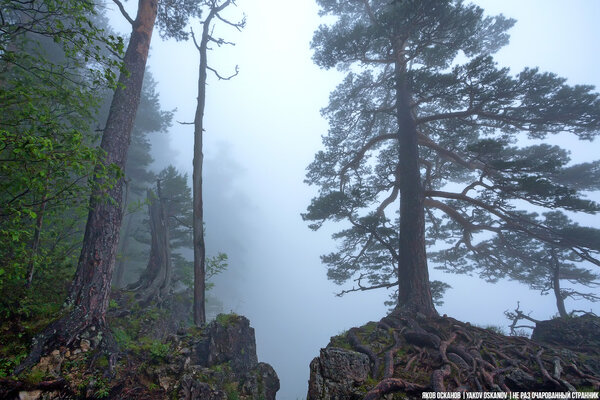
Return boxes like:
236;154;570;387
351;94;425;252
68;0;157;317
393;38;437;317
192;13;211;327
191;0;235;326
15;0;158;374
114;211;133;289
551;250;568;318
129;182;172;306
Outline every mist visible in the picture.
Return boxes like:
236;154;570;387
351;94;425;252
103;1;600;398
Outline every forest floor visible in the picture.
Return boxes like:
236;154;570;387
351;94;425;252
0;291;278;400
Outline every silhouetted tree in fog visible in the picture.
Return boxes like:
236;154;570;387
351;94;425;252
190;0;244;326
443;211;600;319
304;0;600;317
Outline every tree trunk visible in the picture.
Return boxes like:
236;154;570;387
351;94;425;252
192;15;211;327
130;182;171;306
551;250;568;318
25;192;47;289
393;39;437;317
15;0;158;374
114;211;133;289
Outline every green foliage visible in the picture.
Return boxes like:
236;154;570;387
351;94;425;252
23;367;47;385
148;340;171;363
0;0;123;321
224;382;240;400
215;313;240;327
480;325;506;335
112;327;133;350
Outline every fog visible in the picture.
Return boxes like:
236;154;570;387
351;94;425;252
105;1;600;398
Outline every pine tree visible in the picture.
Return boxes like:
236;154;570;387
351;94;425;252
304;0;600;317
15;0;202;373
437;211;600;318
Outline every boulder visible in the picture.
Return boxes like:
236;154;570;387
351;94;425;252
307;347;370;400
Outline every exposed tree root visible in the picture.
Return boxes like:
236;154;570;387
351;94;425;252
348;327;381;377
13;307;118;377
321;311;600;400
362;378;426;400
0;377;68;399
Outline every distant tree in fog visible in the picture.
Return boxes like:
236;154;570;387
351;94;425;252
303;0;600;318
114;71;173;288
438;211;600;319
190;0;244;326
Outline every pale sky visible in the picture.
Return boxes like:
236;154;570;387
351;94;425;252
106;1;600;398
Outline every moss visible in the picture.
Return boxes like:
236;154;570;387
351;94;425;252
95;354;109;368
224;381;240;400
329;333;352;351
215;313;240;327
112;327;133;350
209;362;233;375
362;321;378;335
187;326;204;337
22;367;47;385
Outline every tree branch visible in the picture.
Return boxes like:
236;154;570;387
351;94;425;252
339;133;396;187
111;0;134;25
207;64;239;80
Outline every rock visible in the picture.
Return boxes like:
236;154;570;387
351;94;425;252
237;362;280;400
35;350;63;378
256;362;280;400
79;339;90;352
307;313;600;399
3;310;279;400
532;314;600;353
307;347;370;400
19;391;42;400
179;375;226;400
193;314;259;374
504;368;537;391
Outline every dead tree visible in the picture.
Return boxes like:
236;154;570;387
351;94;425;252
190;0;244;326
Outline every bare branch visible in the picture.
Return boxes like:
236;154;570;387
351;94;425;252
207;64;239;80
111;0;134;25
208;35;236;46
337;276;398;296
216;12;245;31
190;27;201;50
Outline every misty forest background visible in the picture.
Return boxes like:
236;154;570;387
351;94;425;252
1;0;600;398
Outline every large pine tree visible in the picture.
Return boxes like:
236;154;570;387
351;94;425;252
304;0;600;317
15;0;202;373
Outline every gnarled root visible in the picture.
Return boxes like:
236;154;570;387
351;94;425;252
363;378;426;400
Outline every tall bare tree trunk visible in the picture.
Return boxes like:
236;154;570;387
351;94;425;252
191;0;237;326
393;39;437;317
192;18;209;327
15;0;158;374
